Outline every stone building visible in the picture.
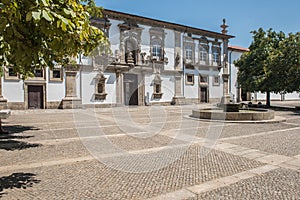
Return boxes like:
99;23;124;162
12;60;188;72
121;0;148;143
0;9;237;109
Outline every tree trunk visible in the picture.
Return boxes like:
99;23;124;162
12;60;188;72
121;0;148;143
266;91;271;107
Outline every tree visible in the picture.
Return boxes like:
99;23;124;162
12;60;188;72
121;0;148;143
276;32;300;93
234;28;294;107
0;0;108;78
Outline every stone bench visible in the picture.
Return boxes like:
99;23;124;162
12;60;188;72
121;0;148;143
0;110;11;133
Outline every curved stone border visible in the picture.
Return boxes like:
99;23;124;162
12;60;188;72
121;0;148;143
192;108;275;121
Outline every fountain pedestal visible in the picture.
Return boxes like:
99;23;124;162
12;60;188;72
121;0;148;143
223;103;240;112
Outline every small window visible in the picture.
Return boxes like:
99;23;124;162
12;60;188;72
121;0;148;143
213;76;220;86
4;67;19;80
8;68;17;77
186;74;194;85
185;44;193;61
200;75;208;83
34;69;43;78
212;46;221;64
97;82;104;94
199;44;208;63
52;70;61;79
155;84;161;94
152;40;162;58
49;68;63;82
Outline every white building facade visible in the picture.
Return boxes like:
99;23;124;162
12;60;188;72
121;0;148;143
0;9;236;109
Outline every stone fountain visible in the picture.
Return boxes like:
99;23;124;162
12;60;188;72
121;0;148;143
191;19;275;122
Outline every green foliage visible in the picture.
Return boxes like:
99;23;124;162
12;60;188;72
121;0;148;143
0;0;108;79
235;28;300;99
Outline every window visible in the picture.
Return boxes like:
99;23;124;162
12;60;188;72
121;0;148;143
212;44;221;65
4;67;19;80
199;44;208;63
213;76;220;86
149;27;166;63
155;84;161;94
49;67;63;82
200;75;208;83
186;74;194;85
152;40;162;58
52;70;61;79
34;69;43;78
97;82;104;94
185;44;193;61
8;68;17;77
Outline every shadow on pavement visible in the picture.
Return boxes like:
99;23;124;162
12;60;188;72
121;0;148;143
0;140;41;151
0;125;41;151
0;173;40;198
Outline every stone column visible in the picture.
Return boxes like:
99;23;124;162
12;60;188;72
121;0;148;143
0;77;8;109
221;39;231;104
220;19;231;104
61;68;82;109
115;70;123;106
171;31;185;105
138;72;145;106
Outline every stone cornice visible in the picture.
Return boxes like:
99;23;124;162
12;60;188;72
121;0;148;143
103;9;235;40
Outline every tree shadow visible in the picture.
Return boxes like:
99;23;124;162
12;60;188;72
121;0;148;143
1;125;40;134
0;173;40;198
0;140;41;151
0;125;41;151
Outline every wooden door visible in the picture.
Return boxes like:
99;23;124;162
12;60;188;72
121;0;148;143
28;86;43;109
200;87;208;103
124;74;138;106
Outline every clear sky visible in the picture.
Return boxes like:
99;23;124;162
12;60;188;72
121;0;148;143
96;0;300;48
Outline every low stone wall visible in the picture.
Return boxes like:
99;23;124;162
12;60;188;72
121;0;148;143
192;108;275;121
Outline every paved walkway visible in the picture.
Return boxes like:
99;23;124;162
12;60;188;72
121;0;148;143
0;104;299;199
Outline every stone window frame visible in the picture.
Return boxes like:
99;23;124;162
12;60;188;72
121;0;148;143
4;67;20;81
198;39;209;65
212;41;221;66
26;68;46;81
149;27;165;62
94;74;107;100
49;66;63;82
185;74;194;85
213;75;220;86
200;74;209;84
183;37;195;65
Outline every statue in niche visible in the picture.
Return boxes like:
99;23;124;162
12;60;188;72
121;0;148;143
140;52;146;64
175;53;180;66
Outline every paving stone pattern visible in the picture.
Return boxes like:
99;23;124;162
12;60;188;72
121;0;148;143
0;105;299;199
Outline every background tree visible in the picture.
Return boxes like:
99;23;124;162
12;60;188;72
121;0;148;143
0;0;108;78
277;32;300;93
235;28;289;107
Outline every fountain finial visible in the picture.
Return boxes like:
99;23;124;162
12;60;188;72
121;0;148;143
220;18;229;35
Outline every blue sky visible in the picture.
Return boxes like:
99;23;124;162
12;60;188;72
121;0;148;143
96;0;300;48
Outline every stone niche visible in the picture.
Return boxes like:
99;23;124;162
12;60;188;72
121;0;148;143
94;73;107;101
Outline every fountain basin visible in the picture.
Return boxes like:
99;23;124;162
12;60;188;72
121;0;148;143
192;108;275;121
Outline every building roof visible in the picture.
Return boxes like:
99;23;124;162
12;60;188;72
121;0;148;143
228;45;249;52
103;9;235;40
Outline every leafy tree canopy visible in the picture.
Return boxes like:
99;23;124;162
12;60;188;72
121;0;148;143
0;0;108;78
235;28;300;105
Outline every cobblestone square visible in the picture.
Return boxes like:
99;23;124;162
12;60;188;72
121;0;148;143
0;105;299;199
